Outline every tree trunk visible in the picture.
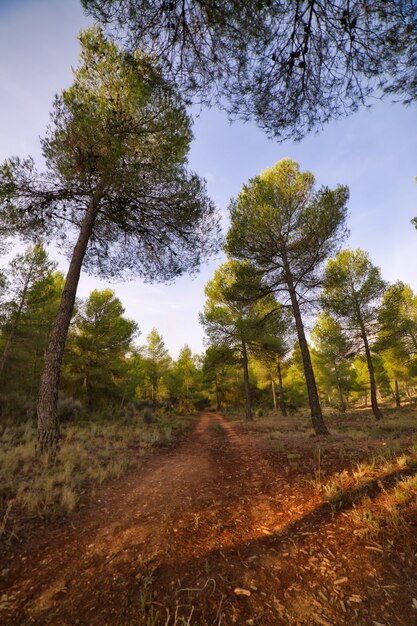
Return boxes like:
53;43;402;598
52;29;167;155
214;375;221;411
276;358;287;417
360;324;383;420
37;196;99;455
0;327;17;382
394;379;401;408
241;340;252;421
334;364;346;413
86;371;94;411
286;277;329;435
336;380;346;413
271;376;277;410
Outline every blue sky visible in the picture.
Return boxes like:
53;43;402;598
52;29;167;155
1;0;416;357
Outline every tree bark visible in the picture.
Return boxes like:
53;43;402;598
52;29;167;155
271;376;277;410
37;196;99;455
214;375;221;411
334;363;346;413
336;380;346;413
0;327;18;382
360;323;383;420
86;371;94;411
394;379;401;408
277;357;287;417
286;276;329;435
241;339;252;421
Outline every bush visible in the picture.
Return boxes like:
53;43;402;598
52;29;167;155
23;401;36;422
0;392;30;421
194;397;211;411
58;397;82;422
143;408;154;424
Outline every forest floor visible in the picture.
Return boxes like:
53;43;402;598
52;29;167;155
1;409;417;626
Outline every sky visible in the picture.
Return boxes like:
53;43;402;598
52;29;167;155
0;0;416;358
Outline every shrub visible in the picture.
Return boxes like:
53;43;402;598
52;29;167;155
57;397;82;422
143;409;154;425
194;397;210;411
23;401;36;422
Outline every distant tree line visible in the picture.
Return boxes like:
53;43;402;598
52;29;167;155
201;159;417;434
2;232;417;430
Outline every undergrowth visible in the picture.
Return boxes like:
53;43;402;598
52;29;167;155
233;405;417;543
0;413;191;541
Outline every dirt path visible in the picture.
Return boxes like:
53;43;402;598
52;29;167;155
1;412;416;625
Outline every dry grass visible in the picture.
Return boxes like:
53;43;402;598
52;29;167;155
0;412;192;540
232;405;417;544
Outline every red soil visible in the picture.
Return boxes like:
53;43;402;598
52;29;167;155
1;412;416;625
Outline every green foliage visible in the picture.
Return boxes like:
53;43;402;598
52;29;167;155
1;26;220;452
201;260;280;351
0;27;220;280
142;329;172;402
200;259;285;418
322;250;387;419
226;159;348;432
282;346;308;410
311;313;356;410
0;245;63;397
64;289;137;409
168;345;203;411
226;160;349;291
376;282;417;397
322;249;386;335
202;344;238;409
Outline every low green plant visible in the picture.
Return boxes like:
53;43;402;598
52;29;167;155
351;501;381;536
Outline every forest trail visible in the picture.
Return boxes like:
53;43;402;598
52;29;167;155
1;412;416;626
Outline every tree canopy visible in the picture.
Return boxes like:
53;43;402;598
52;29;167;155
200;259;285;420
0;244;58;382
322;248;386;419
0;28;220;282
83;0;417;140
226;159;349;434
0;27;220;454
65;289;137;409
